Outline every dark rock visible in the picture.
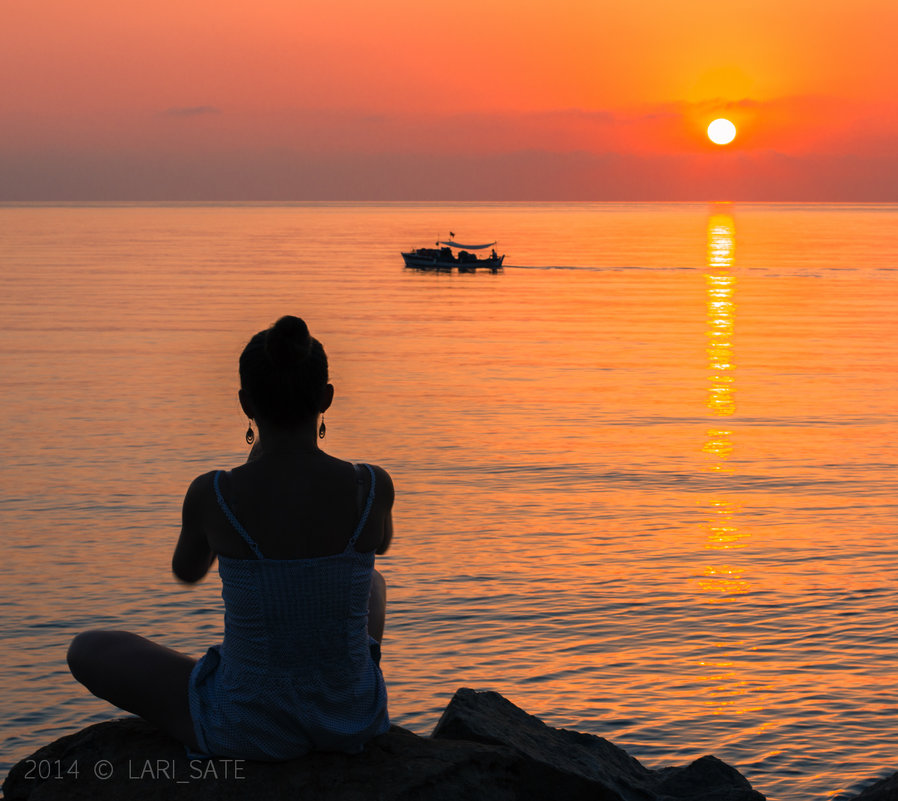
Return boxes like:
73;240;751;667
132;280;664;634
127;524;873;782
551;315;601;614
652;755;761;801
848;771;898;800
3;719;528;801
434;688;764;801
3;688;765;801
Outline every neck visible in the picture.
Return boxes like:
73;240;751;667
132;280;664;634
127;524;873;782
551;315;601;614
255;417;322;456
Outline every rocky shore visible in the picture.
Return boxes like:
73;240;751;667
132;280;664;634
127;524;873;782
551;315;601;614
2;688;894;800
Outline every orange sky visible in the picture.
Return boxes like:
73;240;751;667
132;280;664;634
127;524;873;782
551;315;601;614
2;0;897;199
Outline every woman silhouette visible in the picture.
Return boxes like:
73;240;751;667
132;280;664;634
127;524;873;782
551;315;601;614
67;316;393;759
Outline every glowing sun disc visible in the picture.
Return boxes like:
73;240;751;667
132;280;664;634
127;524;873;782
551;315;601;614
708;118;737;145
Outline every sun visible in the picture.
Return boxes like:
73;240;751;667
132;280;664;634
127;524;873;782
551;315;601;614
707;118;737;145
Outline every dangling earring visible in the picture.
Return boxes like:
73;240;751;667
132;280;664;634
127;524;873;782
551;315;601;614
245;420;255;445
318;418;326;439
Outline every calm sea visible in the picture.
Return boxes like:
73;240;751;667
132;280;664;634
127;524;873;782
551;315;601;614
0;202;896;800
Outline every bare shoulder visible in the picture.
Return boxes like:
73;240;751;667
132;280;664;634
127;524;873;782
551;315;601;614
183;470;218;513
188;469;218;492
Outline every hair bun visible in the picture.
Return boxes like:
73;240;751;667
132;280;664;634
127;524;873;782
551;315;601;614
265;315;311;366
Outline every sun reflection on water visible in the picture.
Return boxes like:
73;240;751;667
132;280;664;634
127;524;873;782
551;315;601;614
706;215;737;419
692;211;762;718
698;213;749;591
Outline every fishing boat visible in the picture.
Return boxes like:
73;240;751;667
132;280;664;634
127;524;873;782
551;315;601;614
402;238;505;273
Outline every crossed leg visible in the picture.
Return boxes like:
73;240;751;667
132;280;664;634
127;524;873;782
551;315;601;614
68;572;387;753
67;630;200;752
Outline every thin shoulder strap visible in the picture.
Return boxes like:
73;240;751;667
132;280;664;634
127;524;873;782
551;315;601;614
213;471;265;559
349;463;376;546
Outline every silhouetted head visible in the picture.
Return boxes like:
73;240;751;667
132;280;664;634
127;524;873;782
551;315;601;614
239;316;329;427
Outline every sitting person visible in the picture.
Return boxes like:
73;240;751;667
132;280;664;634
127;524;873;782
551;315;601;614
67;315;393;759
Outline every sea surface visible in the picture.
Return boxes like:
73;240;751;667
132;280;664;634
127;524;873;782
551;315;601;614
0;202;896;800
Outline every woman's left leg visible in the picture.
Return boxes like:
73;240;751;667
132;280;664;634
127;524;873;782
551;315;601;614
67;630;199;751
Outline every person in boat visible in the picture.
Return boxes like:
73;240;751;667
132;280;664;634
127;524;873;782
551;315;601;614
67;315;393;759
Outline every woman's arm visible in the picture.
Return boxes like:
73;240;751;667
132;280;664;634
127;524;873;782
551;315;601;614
171;474;216;584
375;467;395;555
376;510;393;555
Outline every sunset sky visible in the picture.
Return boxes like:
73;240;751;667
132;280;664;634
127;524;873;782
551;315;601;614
3;0;897;200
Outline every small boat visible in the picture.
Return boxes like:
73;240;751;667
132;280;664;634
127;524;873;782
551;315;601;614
402;239;505;273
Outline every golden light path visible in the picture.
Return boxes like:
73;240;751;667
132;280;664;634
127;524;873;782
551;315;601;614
694;212;763;718
699;213;749;598
708;118;737;145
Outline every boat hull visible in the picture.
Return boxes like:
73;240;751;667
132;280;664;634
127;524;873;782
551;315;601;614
402;251;504;273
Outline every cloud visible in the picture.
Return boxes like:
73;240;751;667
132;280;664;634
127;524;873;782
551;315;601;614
3;145;897;201
3;95;896;199
178;97;867;157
